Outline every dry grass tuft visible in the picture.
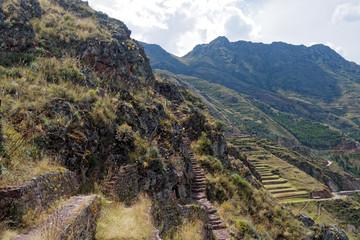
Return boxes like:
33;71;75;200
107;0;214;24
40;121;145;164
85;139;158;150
0;223;19;240
165;219;204;240
96;196;155;239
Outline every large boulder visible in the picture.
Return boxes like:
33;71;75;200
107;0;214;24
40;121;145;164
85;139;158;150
297;213;315;227
313;224;349;240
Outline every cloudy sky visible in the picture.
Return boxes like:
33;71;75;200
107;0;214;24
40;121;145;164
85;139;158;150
86;0;360;64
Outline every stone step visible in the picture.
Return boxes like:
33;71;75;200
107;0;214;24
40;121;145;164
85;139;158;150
210;220;223;225
192;181;205;185
206;208;217;214
212;223;227;230
262;180;288;185
195;175;205;179
194;173;205;177
208;214;221;221
192;188;206;193
270;189;298;194
192;193;207;200
261;176;280;181
194;181;205;185
213;229;231;240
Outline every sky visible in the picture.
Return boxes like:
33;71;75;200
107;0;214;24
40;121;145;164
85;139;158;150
85;0;360;64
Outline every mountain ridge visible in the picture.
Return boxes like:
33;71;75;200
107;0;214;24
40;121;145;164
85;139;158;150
142;36;360;147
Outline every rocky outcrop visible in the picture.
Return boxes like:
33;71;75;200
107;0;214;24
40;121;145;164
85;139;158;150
0;0;41;52
154;81;184;102
0;170;78;223
151;203;209;237
296;214;349;240
106;162;189;203
182;110;207;141
297;213;315;227
12;195;100;240
211;133;229;166
312;224;349;240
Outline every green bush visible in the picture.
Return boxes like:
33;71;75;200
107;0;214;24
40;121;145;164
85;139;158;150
115;124;137;153
198;156;224;174
215;120;226;132
194;132;212;155
231;173;250;190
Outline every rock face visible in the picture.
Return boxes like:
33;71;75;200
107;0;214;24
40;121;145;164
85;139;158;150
297;213;315;227
151;203;208;236
110;161;189;203
313;224;349;240
0;0;41;52
297;214;349;240
0;0;154;84
154;81;184;102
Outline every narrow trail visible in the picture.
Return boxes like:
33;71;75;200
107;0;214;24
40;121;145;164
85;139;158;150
173;109;231;240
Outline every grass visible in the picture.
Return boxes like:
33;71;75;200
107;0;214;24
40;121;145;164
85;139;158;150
164;219;204;240
0;57;103;186
33;0;102;43
0;156;64;187
96;196;155;240
0;222;19;240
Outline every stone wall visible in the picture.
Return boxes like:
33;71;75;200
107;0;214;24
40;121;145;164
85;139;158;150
108;162;190;203
13;195;100;240
58;195;100;240
151;203;210;237
0;170;78;222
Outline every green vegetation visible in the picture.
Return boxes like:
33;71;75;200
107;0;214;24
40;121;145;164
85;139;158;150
228;138;326;193
193;132;213;155
193;140;307;239
272;113;343;149
331;153;360;178
286;194;360;238
145;38;360;152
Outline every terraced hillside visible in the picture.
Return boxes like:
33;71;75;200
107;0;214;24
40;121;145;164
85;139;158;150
251;160;310;201
229;138;327;201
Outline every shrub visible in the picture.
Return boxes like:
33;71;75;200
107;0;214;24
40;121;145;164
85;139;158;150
198;155;224;174
231;173;250;191
115;124;137;153
215;120;226;132
193;132;212;155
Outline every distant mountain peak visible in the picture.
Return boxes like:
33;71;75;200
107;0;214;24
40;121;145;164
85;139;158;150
210;36;230;45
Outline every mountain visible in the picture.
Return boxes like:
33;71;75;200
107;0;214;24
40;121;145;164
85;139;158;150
2;1;351;239
142;37;360;149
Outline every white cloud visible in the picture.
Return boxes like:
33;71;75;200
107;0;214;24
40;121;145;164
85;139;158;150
86;0;260;56
332;3;360;23
85;0;360;64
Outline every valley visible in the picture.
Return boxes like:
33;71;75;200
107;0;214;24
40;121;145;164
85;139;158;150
0;0;359;239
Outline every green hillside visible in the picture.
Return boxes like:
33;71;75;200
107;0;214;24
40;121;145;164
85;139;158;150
143;37;360;150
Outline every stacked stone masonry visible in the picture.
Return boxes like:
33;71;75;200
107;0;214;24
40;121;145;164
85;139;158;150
12;195;100;240
0;170;78;222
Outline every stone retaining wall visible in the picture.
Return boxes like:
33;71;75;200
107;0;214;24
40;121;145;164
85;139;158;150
0;170;78;222
12;195;100;240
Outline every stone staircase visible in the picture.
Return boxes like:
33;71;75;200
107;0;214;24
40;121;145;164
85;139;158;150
172;108;230;240
183;137;231;240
